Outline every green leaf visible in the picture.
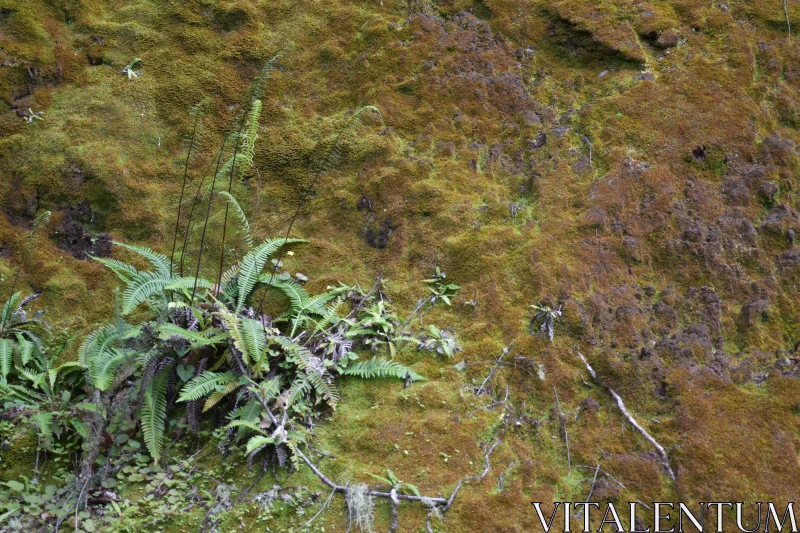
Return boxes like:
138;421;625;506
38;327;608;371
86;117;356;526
178;371;236;402
0;339;12;377
122;270;174;314
341;357;424;381
113;241;171;276
4;481;24;492
237;238;305;311
141;370;169;461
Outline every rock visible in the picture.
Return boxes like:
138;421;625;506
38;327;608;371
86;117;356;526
758;181;778;202
656;30;680;48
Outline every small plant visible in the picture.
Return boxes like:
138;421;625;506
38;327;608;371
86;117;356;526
418;324;460;358
121;58;142;79
529;303;562;342
365;468;421;497
23;108;44;123
422;267;460;306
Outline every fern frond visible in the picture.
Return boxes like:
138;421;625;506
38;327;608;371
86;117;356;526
164;276;214;292
141;369;169;460
287;375;311;407
14;335;33;366
341;357;424;381
203;378;240;412
122;270;175;314
157;323;225;349
90;347;133;391
31;412;54;442
0;339;12;377
114;241;172;276
0;292;21;330
178;371;236;402
245;435;274;457
89;256;140;282
218;192;253;248
228;397;263;423
237;238;306;311
260;277;309;314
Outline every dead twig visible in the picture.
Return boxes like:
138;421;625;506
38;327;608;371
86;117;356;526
475;341;516;396
293;440;501;529
553;385;571;476
577;352;676;480
784;0;792;42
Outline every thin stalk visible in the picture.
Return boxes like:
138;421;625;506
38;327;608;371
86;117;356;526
215;124;247;294
190;143;229;303
171;106;205;276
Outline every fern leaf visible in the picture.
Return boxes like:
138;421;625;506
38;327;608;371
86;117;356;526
341;357;424;381
178;371;236;402
89;256;140;282
245;435;274;456
0;292;21;329
203;378;240;412
164;276;214;292
0;339;12;377
122;270;174;314
141;370;169;460
218;311;267;366
218;192;253;248
113;241;171;276
14;335;33;366
259;278;309;314
157;323;225;349
90;348;133;391
237;238;306;311
31;412;54;442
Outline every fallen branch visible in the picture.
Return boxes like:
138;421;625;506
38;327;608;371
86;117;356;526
476;341;516;396
785;0;792;42
553;385;571;476
577;352;676;480
293;440;501;527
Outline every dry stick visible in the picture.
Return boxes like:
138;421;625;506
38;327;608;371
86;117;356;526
388;488;400;533
475;341;516;396
292;487;337;533
577;352;676;480
293;440;501;509
584;464;600;504
784;0;792;42
553;385;571;477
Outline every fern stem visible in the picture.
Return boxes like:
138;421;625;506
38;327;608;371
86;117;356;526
171;102;206;277
190;143;229;303
215;122;247;294
256;109;378;319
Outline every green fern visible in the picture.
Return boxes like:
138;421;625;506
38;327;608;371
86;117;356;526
90;347;133;391
113;241;172;276
89;256;140;282
237;238;305;311
218;191;253;248
341;357;424;382
177;371;236;402
0;338;12;377
121;270;175;314
141;369;169;460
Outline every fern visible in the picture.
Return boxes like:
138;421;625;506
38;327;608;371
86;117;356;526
341;357;424;382
141;369;169;460
178;371;236;402
122;270;175;314
260;277;310;314
237;238;305;311
157;323;225;349
218;191;253;248
113;241;172;276
90;347;133;391
0;339;11;377
89;256;140;283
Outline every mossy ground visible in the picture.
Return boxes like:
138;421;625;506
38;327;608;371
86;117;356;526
2;0;800;530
